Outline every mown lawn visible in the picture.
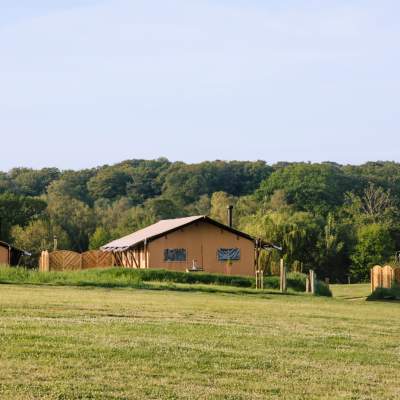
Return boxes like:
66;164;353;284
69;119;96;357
330;284;371;300
0;284;399;399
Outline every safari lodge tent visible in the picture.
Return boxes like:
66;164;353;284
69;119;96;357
0;241;27;266
102;215;276;277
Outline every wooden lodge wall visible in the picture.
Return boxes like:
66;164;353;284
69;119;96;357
39;250;114;272
371;265;400;292
0;245;9;265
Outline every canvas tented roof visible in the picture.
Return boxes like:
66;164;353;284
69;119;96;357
101;215;280;252
101;216;204;252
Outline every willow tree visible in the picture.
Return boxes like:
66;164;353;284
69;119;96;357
241;209;321;272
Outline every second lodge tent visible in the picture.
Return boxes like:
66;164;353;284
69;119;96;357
0;241;28;266
101;215;277;276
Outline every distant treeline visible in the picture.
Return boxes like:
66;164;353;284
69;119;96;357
1;159;399;282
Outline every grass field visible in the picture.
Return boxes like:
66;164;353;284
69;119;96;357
330;284;370;300
0;283;399;399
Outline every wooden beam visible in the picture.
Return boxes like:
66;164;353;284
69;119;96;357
131;251;139;269
144;240;148;269
127;251;132;269
114;252;123;267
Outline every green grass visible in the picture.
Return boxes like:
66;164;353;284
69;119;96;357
0;284;399;399
330;284;371;300
0;265;144;288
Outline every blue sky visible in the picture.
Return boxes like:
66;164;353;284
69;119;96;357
0;0;399;170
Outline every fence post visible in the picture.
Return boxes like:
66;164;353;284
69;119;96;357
370;268;374;293
40;251;50;272
45;251;50;272
280;259;286;293
306;275;310;293
310;270;316;295
260;270;264;290
255;270;260;290
255;270;264;290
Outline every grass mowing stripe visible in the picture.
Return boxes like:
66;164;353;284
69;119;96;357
0;284;398;399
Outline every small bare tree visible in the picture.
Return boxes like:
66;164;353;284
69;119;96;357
361;184;393;223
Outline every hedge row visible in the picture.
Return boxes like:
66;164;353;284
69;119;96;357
0;266;332;296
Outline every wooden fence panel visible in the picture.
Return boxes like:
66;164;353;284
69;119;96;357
382;265;394;289
82;251;113;270
49;251;82;271
394;268;400;286
39;250;115;271
39;251;50;272
371;265;400;292
371;265;383;292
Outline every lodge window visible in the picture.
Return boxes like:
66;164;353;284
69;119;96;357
164;248;187;262
217;248;241;261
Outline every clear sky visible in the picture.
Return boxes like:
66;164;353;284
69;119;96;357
0;0;399;170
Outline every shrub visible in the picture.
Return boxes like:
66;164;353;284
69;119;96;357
253;271;331;296
315;281;333;297
367;285;400;301
136;269;254;288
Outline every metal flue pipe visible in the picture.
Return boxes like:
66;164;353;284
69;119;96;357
227;205;233;228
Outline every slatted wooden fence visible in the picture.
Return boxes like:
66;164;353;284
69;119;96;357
82;250;114;270
39;250;114;272
371;265;400;292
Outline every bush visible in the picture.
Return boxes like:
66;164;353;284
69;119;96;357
135;269;254;288
0;267;253;289
262;272;331;297
287;272;307;292
315;281;333;297
367;285;400;301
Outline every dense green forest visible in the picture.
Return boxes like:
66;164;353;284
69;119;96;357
1;159;399;282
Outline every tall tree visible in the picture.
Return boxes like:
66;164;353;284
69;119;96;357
210;192;237;226
87;167;133;200
0;193;46;242
257;163;355;215
46;193;95;252
350;224;395;282
47;170;95;205
10;168;60;196
12;220;70;266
